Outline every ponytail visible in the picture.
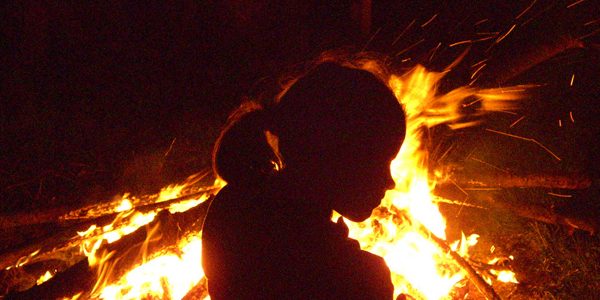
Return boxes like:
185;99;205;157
212;102;279;186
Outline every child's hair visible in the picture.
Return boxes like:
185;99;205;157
213;59;405;186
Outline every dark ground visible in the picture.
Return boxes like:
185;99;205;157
1;1;599;298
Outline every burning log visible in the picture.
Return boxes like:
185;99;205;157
0;192;214;272
479;32;584;85
4;199;210;298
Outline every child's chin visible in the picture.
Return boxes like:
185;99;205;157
343;210;374;223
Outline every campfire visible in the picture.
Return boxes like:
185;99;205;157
2;2;599;297
1;57;593;300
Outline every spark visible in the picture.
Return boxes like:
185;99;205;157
436;143;454;163
361;27;382;51
497;86;530;93
470;157;510;174
584;19;600;26
449;40;472;47
429;42;442;62
463;98;481;107
449;179;470;198
559;119;562;127
449;180;469;217
579;28;600;40
485;128;562;161
471;59;488;68
516;0;537;19
164;138;176;158
471;63;487;79
468;77;480;86
421;13;439;28
509;116;525;128
547;192;572;198
567;0;587;8
473;36;496;43
495;24;517;44
474;19;489;26
569;111;575;123
496;110;519;115
476;32;500;36
395;38;425;56
570;74;575;86
392;19;416;45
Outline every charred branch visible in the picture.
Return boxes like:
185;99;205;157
476;195;599;234
433;187;599;234
437;171;592;190
0;186;219;231
479;31;584;86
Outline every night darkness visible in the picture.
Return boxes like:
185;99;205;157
1;0;600;297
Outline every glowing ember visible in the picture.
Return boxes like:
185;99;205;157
36;270;54;285
493;270;518;284
115;198;133;213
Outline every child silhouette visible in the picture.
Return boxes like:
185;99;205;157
202;61;406;299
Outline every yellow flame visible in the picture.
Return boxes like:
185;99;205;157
493;270;518;283
115;198;133;213
71;178;223;299
36;270;54;285
97;233;208;300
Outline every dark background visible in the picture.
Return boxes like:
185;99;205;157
1;0;599;213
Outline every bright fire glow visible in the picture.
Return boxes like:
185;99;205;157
97;233;208;300
47;65;525;300
66;178;223;299
334;65;525;299
36;270;54;285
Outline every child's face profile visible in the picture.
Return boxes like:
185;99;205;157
327;141;399;222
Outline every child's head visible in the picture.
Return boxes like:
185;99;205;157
214;61;406;221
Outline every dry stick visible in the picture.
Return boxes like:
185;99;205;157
0;206;74;230
0;190;216;271
431;188;599;234
419;224;501;300
478;194;599;234
437;172;592;190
